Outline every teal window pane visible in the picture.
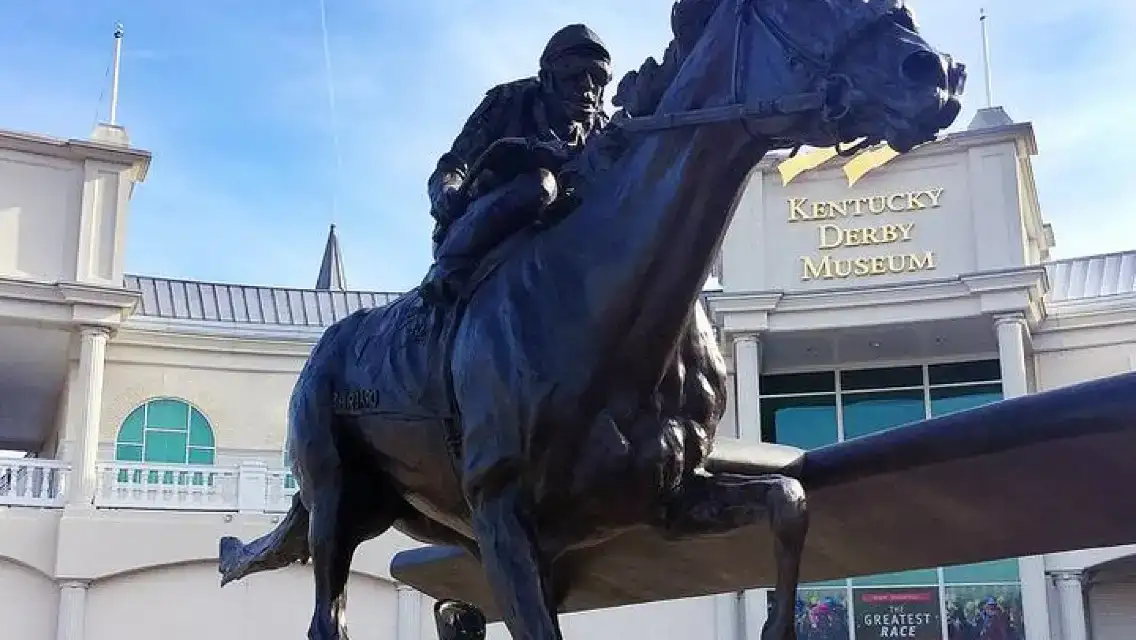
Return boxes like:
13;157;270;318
760;372;835;395
144;430;188;463
841;389;926;440
840;365;922;391
117;408;146;444
803;579;848;589
146;398;190;430
115;443;143;462
930;384;1003;417
928;359;1001;385
760;395;838;450
188;409;215;447
187;447;214;465
285;473;298;489
850;568;939;586
943;558;1020;584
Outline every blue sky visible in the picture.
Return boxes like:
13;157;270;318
2;0;1132;292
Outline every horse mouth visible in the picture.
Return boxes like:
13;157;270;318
886;95;962;154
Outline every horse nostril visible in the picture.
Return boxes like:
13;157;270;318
901;50;947;89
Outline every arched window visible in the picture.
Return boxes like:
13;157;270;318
114;398;216;484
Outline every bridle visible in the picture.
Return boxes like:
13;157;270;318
616;0;896;156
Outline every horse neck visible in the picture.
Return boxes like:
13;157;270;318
540;13;770;384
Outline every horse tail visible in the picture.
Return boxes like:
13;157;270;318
218;491;311;586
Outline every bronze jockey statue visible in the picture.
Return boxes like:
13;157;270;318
419;23;614;305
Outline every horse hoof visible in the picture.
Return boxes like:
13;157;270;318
218;536;244;585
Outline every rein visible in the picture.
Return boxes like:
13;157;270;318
615;0;891;156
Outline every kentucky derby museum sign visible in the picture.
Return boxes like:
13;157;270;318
718;136;1030;294
788;188;944;282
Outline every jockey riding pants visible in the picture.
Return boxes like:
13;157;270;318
431;169;558;278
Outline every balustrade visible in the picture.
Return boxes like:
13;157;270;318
0;458;299;513
0;458;68;507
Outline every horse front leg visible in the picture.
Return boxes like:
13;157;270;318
657;472;809;640
464;465;563;640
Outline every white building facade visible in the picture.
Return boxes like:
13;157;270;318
0;110;1134;640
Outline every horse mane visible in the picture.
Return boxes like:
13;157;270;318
568;0;725;181
611;0;725;118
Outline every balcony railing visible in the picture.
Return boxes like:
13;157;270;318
0;458;68;507
0;459;299;513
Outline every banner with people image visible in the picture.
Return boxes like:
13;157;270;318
772;588;851;640
944;585;1025;640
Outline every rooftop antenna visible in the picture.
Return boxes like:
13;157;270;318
979;8;994;108
109;22;125;125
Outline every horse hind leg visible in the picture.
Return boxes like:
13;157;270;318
657;472;808;640
218;492;311;586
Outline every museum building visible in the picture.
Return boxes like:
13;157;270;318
0;107;1135;640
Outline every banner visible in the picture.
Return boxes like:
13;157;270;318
853;587;941;639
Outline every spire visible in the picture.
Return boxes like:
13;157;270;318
315;223;347;291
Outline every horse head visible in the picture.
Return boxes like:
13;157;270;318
740;0;964;152
643;0;964;155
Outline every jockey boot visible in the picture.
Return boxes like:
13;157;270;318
419;170;557;306
434;599;487;640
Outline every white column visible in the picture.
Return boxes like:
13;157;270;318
395;584;422;640
731;333;768;639
995;314;1051;640
55;580;88;640
68;326;110;508
995;315;1029;398
1051;571;1088;640
733;334;762;444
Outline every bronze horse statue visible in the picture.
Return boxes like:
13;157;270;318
218;0;965;638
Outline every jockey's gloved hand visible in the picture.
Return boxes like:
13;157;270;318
525;138;574;168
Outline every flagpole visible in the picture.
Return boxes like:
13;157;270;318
109;22;124;125
979;8;994;108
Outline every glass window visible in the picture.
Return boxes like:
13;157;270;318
928;360;1001;385
840;366;923;391
146;398;190;429
761;395;839;450
942;559;1020;585
114;398;217;484
841;389;926;440
753;360;1024;639
762;372;836;395
850;568;940;587
929;384;1003;417
117;408;145;444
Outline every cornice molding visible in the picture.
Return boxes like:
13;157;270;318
0;277;139;331
0;127;151;174
111;326;317;359
122;314;326;343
